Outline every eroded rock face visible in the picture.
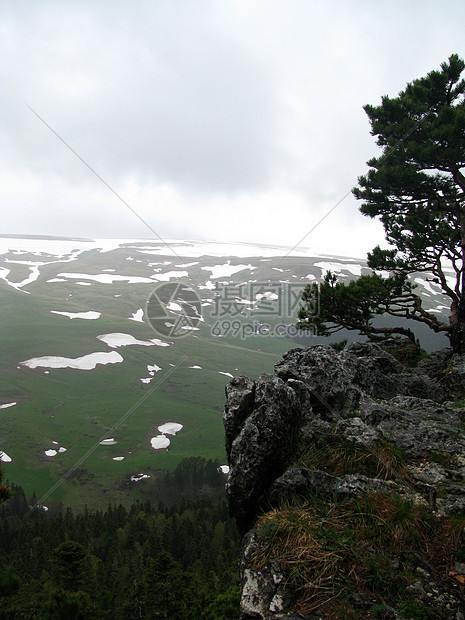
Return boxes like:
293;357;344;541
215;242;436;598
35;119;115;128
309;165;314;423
224;343;461;535
273;342;446;418
225;374;301;534
224;342;465;619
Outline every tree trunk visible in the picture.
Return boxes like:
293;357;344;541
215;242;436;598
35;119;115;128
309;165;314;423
449;295;465;354
455;202;465;354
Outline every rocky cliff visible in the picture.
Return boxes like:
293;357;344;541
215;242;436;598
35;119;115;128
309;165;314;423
223;341;465;619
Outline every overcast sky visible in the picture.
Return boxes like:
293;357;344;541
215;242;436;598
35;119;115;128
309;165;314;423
1;0;464;257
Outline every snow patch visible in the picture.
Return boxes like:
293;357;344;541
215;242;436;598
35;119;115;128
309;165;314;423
152;270;189;281
131;473;150;482
51;310;101;320
21;351;124;370
129;308;144;322
199;281;215;290
166;301;183;312
202;262;255;279
58;272;155;284
150;435;170;450
97;333;169;348
414;277;442;296
157;423;183;435
314;261;362;277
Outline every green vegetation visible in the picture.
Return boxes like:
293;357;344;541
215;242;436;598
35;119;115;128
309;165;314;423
0;466;12;505
254;492;463;617
297;436;406;481
0;480;240;619
299;54;465;353
0;258;292;509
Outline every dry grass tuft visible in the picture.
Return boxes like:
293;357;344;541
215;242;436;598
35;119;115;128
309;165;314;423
253;493;464;616
298;436;407;482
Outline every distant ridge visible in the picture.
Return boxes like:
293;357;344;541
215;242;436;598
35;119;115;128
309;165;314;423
0;235;366;260
0;234;92;242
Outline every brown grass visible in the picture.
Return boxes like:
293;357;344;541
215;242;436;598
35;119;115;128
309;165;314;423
253;493;464;616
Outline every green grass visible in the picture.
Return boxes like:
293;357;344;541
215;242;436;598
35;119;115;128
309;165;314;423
0;253;293;510
2;243;449;513
254;492;461;617
297;436;406;481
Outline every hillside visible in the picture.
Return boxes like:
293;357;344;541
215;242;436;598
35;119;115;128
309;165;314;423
0;236;450;510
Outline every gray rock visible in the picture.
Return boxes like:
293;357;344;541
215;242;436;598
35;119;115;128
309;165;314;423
408;462;448;485
274;344;445;424
224;376;256;458
268;468;339;505
454;562;465;575
416;348;452;378
269;468;398;505
446;353;465;393
226;374;302;533
436;484;465;515
347;341;445;402
224;343;465;617
372;397;465;457
336;474;397;497
372;605;403;619
239;530;295;619
405;580;426;596
335;417;380;446
274;345;361;418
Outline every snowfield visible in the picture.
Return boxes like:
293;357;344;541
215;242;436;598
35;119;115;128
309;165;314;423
314;261;363;277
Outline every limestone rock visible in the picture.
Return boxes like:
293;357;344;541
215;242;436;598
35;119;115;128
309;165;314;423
239;529;295;619
224;343;465;617
225;374;302;534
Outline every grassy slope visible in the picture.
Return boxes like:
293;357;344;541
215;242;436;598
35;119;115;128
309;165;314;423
0;249;293;509
0;242;451;510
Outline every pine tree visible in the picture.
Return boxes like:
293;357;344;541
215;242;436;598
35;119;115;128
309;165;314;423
0;467;12;505
299;55;465;352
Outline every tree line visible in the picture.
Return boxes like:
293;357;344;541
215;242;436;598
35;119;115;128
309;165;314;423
0;459;240;619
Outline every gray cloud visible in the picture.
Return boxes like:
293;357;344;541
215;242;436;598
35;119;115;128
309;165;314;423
1;0;465;255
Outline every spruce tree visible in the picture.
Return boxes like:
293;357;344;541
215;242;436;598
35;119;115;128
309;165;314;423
0;466;12;505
